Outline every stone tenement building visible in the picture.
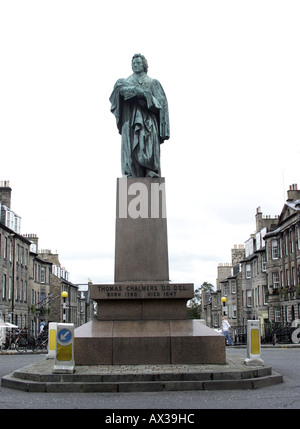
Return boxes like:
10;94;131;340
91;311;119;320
0;183;32;329
204;246;245;329
0;182;92;334
264;184;300;324
203;184;300;335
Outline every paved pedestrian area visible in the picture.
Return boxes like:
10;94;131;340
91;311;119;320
1;354;283;392
13;354;264;375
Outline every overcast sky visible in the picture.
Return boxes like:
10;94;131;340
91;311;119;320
1;1;300;289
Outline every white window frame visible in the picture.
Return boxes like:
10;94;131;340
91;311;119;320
246;290;252;307
40;266;46;284
8;276;12;300
232;304;237;318
246;264;251;279
286;269;289;286
2;275;6;299
213;314;218;327
290;230;294;254
263;285;267;305
272;272;280;289
271;240;279;259
223;284;228;297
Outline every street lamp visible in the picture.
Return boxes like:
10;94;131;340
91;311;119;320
61;291;68;323
221;296;227;316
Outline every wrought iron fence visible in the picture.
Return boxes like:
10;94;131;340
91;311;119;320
230;322;299;345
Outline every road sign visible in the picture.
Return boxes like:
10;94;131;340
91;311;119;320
53;323;75;374
58;328;72;344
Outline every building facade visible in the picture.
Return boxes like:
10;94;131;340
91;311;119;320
264;184;300;324
0;182;92;334
25;235;52;335
0;182;32;327
239;206;277;327
203;185;300;336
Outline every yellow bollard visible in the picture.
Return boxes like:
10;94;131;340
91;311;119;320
244;320;264;366
46;322;57;359
53;323;75;373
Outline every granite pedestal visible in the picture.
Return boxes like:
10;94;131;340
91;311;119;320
74;178;226;365
115;177;169;282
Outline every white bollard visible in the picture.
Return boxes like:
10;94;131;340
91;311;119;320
244;320;264;366
53;323;75;373
46;322;57;359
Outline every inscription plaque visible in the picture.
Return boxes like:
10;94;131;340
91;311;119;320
90;282;194;301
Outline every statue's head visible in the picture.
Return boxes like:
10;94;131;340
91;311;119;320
132;53;148;74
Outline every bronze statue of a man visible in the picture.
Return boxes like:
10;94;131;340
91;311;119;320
109;54;170;177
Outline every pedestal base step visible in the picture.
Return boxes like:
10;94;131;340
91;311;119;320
74;320;226;365
1;356;283;392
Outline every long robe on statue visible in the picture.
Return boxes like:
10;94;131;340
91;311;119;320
110;73;170;177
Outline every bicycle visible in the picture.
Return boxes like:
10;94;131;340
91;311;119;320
33;330;48;352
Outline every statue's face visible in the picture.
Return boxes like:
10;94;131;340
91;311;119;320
132;57;144;74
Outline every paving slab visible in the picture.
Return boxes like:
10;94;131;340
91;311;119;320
1;355;283;392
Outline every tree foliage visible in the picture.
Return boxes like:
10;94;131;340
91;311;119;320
187;282;214;319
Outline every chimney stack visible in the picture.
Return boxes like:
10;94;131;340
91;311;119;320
287;184;300;202
0;180;12;209
255;206;263;231
23;233;39;253
231;244;245;265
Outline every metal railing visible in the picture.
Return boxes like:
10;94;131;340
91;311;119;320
229;323;299;345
